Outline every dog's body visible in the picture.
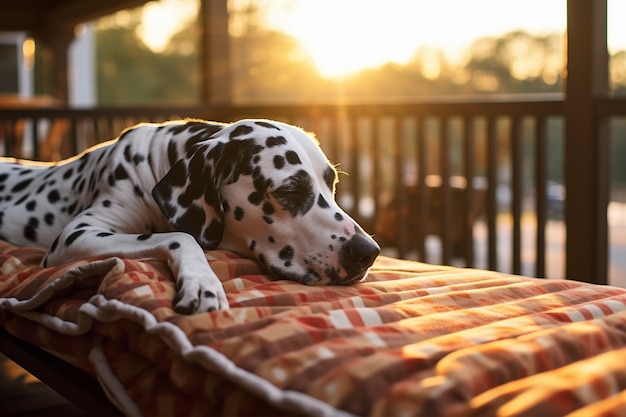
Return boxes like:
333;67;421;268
0;119;380;313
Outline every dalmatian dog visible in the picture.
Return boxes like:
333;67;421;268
0;119;380;314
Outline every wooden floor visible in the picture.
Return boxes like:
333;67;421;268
0;354;87;417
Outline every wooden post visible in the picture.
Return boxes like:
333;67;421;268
38;30;74;104
199;0;232;105
565;0;609;284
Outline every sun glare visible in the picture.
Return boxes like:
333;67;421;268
137;0;198;52
273;0;419;78
263;0;569;80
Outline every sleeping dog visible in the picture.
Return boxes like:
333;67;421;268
0;119;380;313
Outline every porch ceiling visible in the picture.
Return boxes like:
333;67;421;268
0;0;149;36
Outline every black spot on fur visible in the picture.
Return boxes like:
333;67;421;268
44;213;55;226
229;124;253;139
285;151;302;165
335;212;343;221
134;185;144;198
23;217;39;241
317;194;329;208
67;202;78;215
25;200;36;211
63;168;74;180
48;190;60;204
133;153;145;164
263;215;274;224
12;178;33;192
248;191;264;205
268;236;275;243
97;232;113;237
266;136;287;147
65;230;86;246
137;234;152;241
113;164;129;181
262;202;275;215
323;166;337;191
255;121;280;130
0;173;8;182
14;195;28;205
273;155;285;169
77;179;85;194
169;242;181;250
249;240;257;251
234;206;244;221
279;245;294;265
103;200;112;208
124;145;132;163
168;141;179;166
77;154;90;172
253;175;272;193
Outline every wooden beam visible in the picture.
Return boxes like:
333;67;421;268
45;0;149;32
199;0;232;105
565;0;610;284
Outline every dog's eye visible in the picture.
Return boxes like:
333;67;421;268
323;165;338;193
272;170;315;216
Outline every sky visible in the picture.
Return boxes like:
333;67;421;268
135;0;626;78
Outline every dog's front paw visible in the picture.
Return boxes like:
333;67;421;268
173;275;229;314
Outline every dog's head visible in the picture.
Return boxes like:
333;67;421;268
152;119;380;285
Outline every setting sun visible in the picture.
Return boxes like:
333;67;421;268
263;0;569;79
258;0;626;78
273;0;422;78
132;0;626;81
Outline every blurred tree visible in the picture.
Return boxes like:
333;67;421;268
96;16;199;105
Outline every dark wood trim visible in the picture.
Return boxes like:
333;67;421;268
565;0;610;284
0;328;122;416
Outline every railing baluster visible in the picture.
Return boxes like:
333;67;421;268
416;117;427;261
512;116;523;274
535;116;548;278
394;117;408;258
441;118;453;264
30;118;40;160
487;117;498;271
463;117;475;267
369;117;380;237
349;117;361;226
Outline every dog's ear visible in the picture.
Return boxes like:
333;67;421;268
152;148;224;250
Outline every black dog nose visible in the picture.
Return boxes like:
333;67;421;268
344;233;381;271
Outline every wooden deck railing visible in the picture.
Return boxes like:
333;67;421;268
2;93;622;281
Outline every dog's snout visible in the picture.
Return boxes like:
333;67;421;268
340;233;380;282
349;234;380;268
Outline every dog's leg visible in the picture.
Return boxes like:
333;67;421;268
43;218;229;314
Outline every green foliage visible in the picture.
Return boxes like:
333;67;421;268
95;18;566;105
96;22;198;105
